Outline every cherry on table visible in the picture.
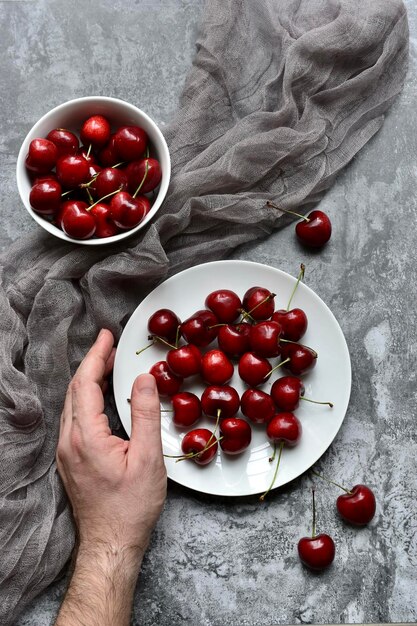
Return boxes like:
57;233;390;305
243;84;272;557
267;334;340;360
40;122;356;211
242;286;275;321
271;376;333;412
241;388;275;424
46;128;79;158
89;203;118;238
267;201;332;248
201;349;234;385
171;392;202;428
56;154;91;188
149;361;183;396
220;418;252;455
297;488;335;570
201;385;240;419
180;428;218;465
218;323;251;357
25;138;58;174
114;125;148;161
249;320;282;358
80;115;111;148
29;179;62;216
126;158;162;194
238;352;271;387
181;309;219;347
166;344;202;378
61;200;96;239
205;289;242;324
109;191;149;229
148;309;181;344
95;167;128;198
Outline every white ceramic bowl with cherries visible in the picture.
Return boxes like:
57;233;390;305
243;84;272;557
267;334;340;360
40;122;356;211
16;96;171;245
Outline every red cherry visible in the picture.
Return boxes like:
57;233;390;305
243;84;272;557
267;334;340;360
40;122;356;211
241;388;275;424
98;134;119;167
181;429;218;465
148;309;181;343
249;321;282;358
56;154;90;188
114;126;148;161
125;158;162;194
238;352;271;387
166;344;202;378
89;203;118;238
80;115;111;148
281;343;317;376
337;485;376;526
220;418;251;455
29;179;62;215
149;361;183;396
201;349;234;385
180;310;219;347
94;168;128;198
25;138;58;174
171;392;202;428
266;412;302;447
271;376;304;411
242;286;275;321
109;191;149;229
298;534;335;571
296;210;332;248
272;309;308;342
61;201;96;239
205;289;242;324
32;173;58;184
201;385;240;419
217;323;251;357
46;129;79;158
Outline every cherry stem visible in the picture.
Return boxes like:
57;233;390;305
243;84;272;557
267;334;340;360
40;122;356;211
135;339;156;356
286;264;305;311
311;470;352;495
112;162;125;169
259;441;284;501
61;189;74;197
208;323;227;329
80;173;99;189
145;145;150;158
87;186;122;211
267;201;310;223
279;338;318;358
239;308;255;323
301;397;333;408
86;144;92;159
148;335;177;351
175;324;181;348
263;358;291;380
207;409;221;447
164;436;223;462
86;187;94;205
248;293;276;317
133;160;149;198
312;487;316;538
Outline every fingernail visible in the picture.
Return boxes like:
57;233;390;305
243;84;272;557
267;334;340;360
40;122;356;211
136;373;157;395
98;328;106;339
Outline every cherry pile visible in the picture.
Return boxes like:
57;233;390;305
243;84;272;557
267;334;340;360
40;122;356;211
25;115;162;239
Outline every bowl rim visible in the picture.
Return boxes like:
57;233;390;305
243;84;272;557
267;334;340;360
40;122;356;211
16;96;171;246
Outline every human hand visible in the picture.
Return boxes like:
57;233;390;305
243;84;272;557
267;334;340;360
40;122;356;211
56;329;167;562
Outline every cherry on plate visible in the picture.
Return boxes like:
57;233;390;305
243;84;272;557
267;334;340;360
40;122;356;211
242;286;275;321
238;352;271;387
220;418;252;455
201;349;234;385
241;388;275;424
166;344;202;378
181;428;218;465
218;323;251;358
171;392;202;428
181;310;219;347
205;289;242;324
148;309;181;343
201;385;240;419
149;361;183;396
56;154;91;188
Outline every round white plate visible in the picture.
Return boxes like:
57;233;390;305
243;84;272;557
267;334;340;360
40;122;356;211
113;260;351;497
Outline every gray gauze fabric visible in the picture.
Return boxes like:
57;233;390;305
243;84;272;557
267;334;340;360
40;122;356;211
0;0;408;622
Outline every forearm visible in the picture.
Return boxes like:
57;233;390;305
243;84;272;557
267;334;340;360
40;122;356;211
55;542;143;626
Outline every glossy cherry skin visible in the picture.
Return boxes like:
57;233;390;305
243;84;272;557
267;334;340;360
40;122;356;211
296;210;332;248
114;126;148;161
220;418;252;455
238;352;271;387
126;158;162;194
148;309;181;343
271;376;304;412
61;201;96;239
298;534;335;570
29;179;62;215
166;344;202;378
171;392;202;428
241;388;275;424
250;321;282;358
272;308;308;342
205;289;242;323
46;128;79;157
337;485;376;526
25;138;58;174
109;191;149;229
98;134;119;167
281;343;317;376
201;385;240;419
242;286;275;321
94;167;128;198
89;203;118;238
149;361;183;396
181;310;219;347
56;154;90;188
201;349;234;385
218;323;251;358
266;412;302;447
80;115;111;148
181;429;218;465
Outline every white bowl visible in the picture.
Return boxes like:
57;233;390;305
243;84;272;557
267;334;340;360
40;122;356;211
16;96;171;245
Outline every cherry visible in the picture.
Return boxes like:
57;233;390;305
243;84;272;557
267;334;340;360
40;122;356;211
337;485;376;526
280;342;317;376
272;265;308;342
149;361;183;396
271;376;333;411
205;289;242;324
180;428;218;465
166;344;202;378
218;323;251;358
61;201;96;239
25;138;58;174
125;158;162;194
220;418;252;455
46;128;79;157
266;412;302;448
298;489;335;570
249;320;282;358
181;310;219;347
242;286;275;321
171;392;202;428
241;388;275;424
201;385;240;419
95;167;128;198
109;191;149;229
238;352;271;387
114;126;148;161
201;349;234;385
29;179;62;215
148;309;181;343
80;115;111;148
98;134;119;167
56;154;90;188
32;173;58;184
267;201;332;248
89;203;118;238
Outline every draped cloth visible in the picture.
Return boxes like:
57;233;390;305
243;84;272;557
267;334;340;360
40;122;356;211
0;1;408;622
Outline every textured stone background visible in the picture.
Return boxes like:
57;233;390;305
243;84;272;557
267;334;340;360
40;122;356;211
1;0;416;624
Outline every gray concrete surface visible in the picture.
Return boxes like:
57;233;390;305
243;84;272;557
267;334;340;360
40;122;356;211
2;0;417;624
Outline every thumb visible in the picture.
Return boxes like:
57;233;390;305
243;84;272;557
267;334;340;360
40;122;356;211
129;373;162;458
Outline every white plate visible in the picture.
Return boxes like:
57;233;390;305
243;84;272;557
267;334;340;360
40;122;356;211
113;260;351;497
